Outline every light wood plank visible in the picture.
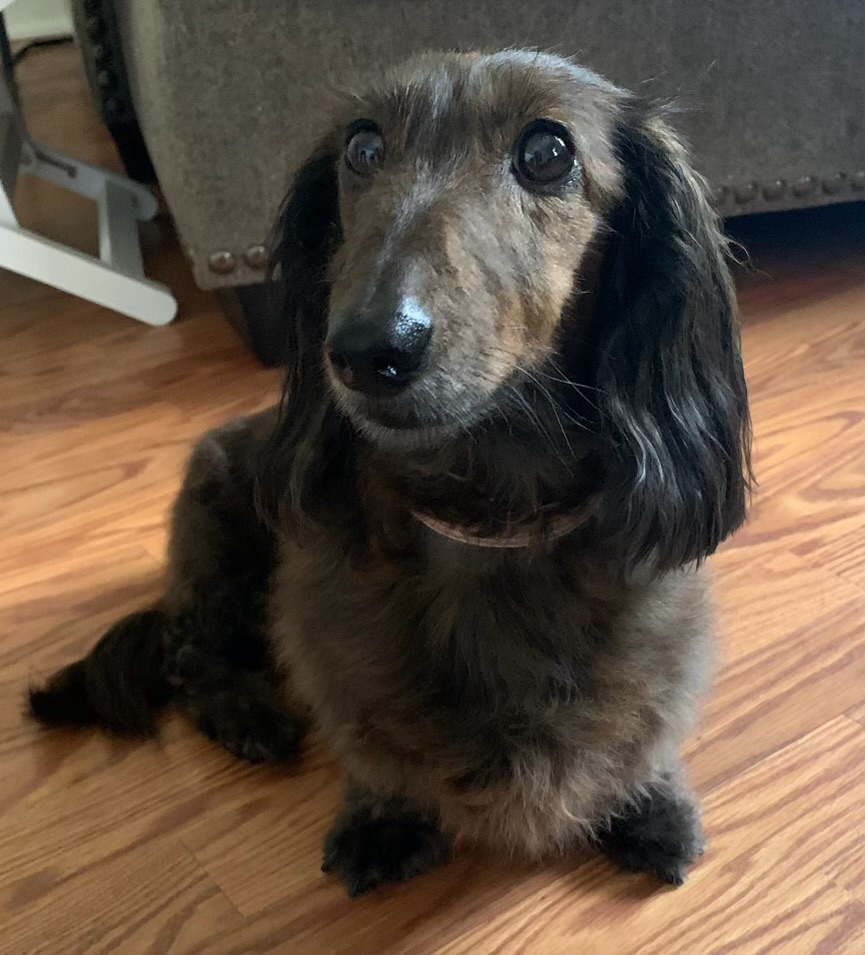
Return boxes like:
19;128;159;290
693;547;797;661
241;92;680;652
0;837;244;955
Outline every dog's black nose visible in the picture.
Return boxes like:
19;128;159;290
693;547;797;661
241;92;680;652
327;303;432;397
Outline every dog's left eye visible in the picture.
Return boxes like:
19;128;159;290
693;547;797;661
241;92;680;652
513;121;579;189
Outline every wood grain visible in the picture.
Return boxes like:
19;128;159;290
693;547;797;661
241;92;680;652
0;46;862;955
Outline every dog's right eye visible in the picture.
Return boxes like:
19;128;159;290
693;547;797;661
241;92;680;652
345;124;384;177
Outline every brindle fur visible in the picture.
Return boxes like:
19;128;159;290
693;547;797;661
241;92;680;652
29;52;751;896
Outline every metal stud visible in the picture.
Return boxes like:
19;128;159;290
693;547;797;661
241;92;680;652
761;180;786;201
734;182;757;204
791;176;816;197
208;250;236;275
244;244;268;270
822;174;845;195
851;171;865;191
712;185;728;207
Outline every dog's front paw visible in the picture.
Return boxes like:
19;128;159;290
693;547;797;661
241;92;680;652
322;805;451;897
597;785;704;887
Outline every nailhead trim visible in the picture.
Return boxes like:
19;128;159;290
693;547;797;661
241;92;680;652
244;244;268;270
792;176;817;197
761;180;786;200
208;250;237;275
207;246;271;273
714;172;865;207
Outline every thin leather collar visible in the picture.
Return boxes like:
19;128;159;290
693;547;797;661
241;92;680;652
412;508;589;549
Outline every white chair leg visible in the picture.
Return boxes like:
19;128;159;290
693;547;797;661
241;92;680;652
21;140;160;221
0;221;177;326
2;59;177;325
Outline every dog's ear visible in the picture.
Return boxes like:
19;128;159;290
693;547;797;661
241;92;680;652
269;145;342;334
592;102;752;570
256;144;350;530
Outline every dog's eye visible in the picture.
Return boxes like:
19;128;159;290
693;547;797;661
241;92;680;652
345;124;384;177
513;121;579;189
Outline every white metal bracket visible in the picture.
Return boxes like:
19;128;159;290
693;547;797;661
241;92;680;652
0;31;177;325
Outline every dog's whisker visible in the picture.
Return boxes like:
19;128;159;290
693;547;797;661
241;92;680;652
541;363;606;417
503;384;573;467
541;367;606;395
515;365;595;436
514;366;579;452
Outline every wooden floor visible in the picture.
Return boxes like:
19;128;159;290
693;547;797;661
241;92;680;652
1;47;863;955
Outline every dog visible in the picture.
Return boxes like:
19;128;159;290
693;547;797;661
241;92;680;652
29;50;751;897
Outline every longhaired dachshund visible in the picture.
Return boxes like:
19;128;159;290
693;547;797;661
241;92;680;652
30;51;751;896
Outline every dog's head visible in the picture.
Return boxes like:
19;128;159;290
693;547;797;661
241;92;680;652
265;51;751;569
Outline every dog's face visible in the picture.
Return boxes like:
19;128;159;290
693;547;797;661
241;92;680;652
268;50;752;569
321;53;624;439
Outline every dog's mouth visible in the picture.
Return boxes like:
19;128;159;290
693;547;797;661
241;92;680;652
348;395;425;432
326;368;489;449
330;385;456;446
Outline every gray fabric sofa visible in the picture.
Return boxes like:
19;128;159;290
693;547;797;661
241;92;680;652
74;0;864;361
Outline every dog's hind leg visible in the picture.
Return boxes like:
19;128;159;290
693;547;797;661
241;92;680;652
164;637;304;763
161;411;307;763
30;410;306;764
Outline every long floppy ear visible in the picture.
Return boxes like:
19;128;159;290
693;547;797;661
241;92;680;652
593;101;752;571
255;144;350;530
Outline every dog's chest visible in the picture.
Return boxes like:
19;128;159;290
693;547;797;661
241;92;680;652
269;535;598;759
268;532;712;837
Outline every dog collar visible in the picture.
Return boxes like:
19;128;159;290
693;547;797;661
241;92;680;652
412;508;588;549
